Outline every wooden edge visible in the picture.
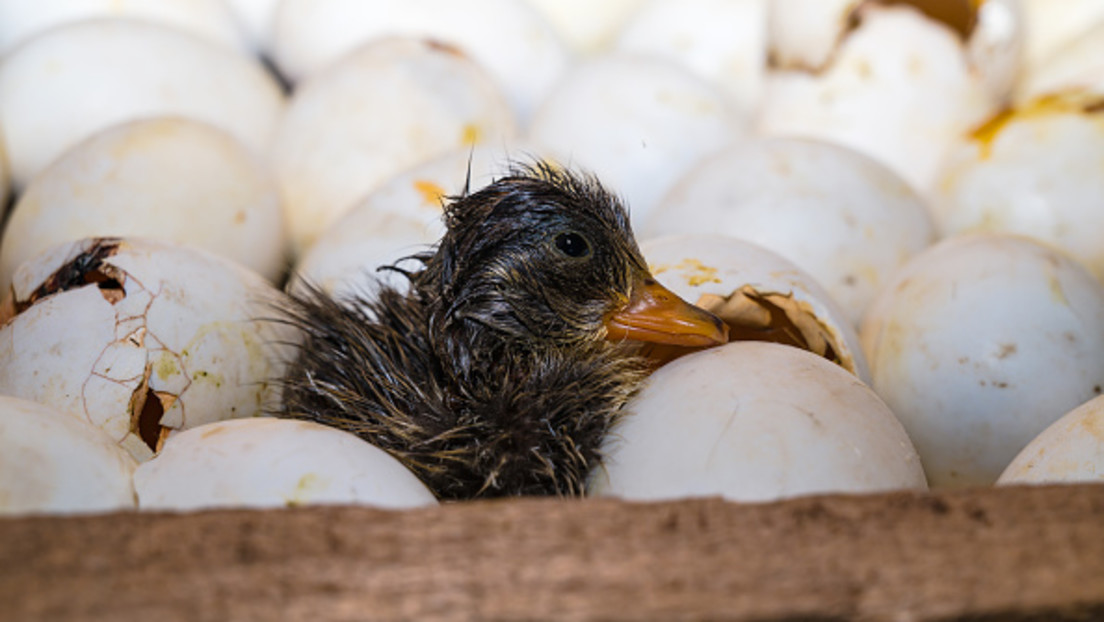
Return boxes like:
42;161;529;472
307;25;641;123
2;483;1103;621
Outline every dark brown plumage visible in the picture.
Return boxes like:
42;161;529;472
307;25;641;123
278;163;725;500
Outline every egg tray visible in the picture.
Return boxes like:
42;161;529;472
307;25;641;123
2;482;1102;621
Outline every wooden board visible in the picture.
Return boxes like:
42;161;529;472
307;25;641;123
2;483;1103;621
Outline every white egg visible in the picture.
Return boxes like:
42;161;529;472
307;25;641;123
641;233;870;384
589;341;927;502
1018;21;1104;103
0;19;285;189
1021;0;1104;74
526;0;645;55
768;0;857;71
271;0;568;124
612;0;767;116
759;3;1004;195
997;394;1104;485
644;137;935;326
0;0;248;55
0;237;297;462
0;395;137;515
861;233;1104;488
222;0;281;55
528;55;745;226
0;117;288;292
271;36;516;256
932;96;1104;283
134;418;438;511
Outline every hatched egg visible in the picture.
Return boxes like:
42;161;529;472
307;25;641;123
932;94;1104;282
589;341;927;502
0;237;298;462
134;418;438;511
526;0;645;55
0;117;288;292
643;137;935;326
612;0;768;116
0;18;284;189
997;394;1104;485
860;233;1104;488
270;36;516;256
0;395;137;515
527;55;745;226
760;2;1017;195
271;0;568;124
641;233;871;384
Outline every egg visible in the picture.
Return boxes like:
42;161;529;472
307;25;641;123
759;2;1011;195
0;117;288;292
1017;20;1104;102
643;137;935;326
0;19;284;189
0;395;137;515
861;233;1104;488
641;233;870;383
270;36;516;256
612;0;767;116
134;418;438;511
0;237;297;462
270;0;568;124
0;0;248;55
589;341;927;502
932;95;1104;283
528;55;745;226
526;0;645;55
1020;0;1104;74
997;394;1104;485
222;0;281;55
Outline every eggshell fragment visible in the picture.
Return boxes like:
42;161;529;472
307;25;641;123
589;341;926;502
271;37;516;256
1021;0;1104;73
0;395;137;515
528;55;745;226
641;234;870;384
134;418;438;511
644;137;935;326
1017;21;1104;102
271;0;568;124
861;234;1104;488
997;395;1104;485
0;117;288;292
0;19;285;188
0;237;298;462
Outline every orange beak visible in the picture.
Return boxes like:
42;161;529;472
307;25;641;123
605;278;729;347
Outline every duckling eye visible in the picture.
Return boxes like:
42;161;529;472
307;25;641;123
554;232;591;258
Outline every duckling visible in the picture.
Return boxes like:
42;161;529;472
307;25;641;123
278;163;727;500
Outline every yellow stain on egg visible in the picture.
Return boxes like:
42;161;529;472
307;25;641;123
460;123;482;146
969;92;1104;160
413;179;447;208
677;259;721;286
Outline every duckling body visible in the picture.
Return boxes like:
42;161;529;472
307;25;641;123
280;165;725;500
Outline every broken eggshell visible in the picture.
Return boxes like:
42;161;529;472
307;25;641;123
861;233;1104;488
1020;0;1104;77
271;36;516;256
996;394;1104;485
589;341;927;502
134;418;438;511
0;237;298;462
0;117;289;293
640;233;871;384
1017;20;1104;103
643;137;935;326
0;395;137;515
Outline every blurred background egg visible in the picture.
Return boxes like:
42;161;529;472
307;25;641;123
134;418;438;511
997;394;1104;485
527;0;646;56
222;0;281;56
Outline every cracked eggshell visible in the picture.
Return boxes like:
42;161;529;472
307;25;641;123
642;234;870;384
135;418;438;511
0;117;288;293
612;0;767;116
0;237;298;462
271;0;568;124
759;3;1002;195
0;395;137;515
860;233;1104;488
589;341;926;502
997;394;1104;485
271;36;516;257
644;137;935;326
0;19;285;189
932;96;1104;283
0;0;248;56
528;55;745;226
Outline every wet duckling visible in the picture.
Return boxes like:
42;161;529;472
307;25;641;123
279;164;727;500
